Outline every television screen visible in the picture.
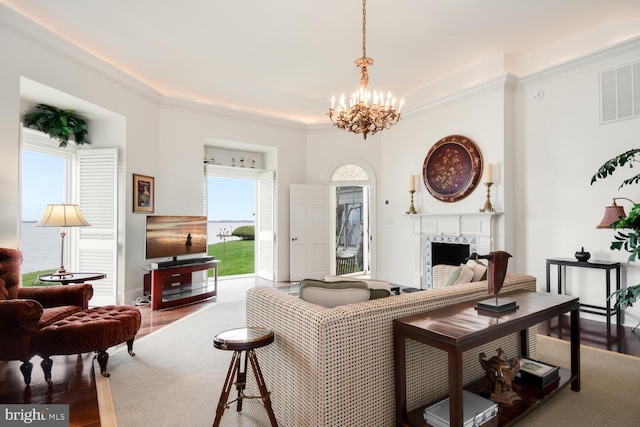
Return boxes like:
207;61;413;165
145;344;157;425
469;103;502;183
145;215;207;259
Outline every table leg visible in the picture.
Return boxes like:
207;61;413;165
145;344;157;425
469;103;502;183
606;269;612;331
520;328;529;357
393;325;407;427
248;350;278;427
236;351;248;411
557;265;562;295
570;307;580;392
151;270;161;310
213;351;241;427
616;266;622;327
448;349;464;427
546;261;551;293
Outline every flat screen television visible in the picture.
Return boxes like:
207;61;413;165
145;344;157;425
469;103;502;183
145;215;208;260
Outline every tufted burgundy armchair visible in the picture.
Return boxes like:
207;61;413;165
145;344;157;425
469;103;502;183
0;248;93;385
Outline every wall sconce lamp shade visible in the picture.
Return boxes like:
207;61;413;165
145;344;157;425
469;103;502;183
34;204;90;276
597;198;635;229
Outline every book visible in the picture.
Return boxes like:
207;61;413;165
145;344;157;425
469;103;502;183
423;390;498;427
516;357;560;389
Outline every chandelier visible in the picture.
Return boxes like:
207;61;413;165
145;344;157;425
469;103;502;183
328;0;403;140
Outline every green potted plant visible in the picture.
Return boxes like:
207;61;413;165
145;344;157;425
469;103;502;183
23;104;89;148
591;148;640;308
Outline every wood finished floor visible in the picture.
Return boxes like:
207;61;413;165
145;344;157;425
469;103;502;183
2;291;640;427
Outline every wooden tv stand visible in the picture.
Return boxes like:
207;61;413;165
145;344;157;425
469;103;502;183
145;259;219;310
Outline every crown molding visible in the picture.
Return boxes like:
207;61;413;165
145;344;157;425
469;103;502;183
2;4;313;129
403;73;518;118
1;5;155;104
5;3;638;131
518;36;640;85
161;96;307;130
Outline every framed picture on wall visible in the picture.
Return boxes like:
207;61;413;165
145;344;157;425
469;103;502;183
422;135;483;203
133;174;154;213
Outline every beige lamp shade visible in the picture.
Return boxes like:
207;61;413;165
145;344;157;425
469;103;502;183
33;204;90;277
596;199;630;229
34;204;90;227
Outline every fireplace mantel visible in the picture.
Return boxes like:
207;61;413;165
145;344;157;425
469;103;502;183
406;211;502;236
405;212;503;289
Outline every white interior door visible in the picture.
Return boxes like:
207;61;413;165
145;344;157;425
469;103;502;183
290;185;329;281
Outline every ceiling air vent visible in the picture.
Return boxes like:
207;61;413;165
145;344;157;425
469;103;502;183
600;61;640;124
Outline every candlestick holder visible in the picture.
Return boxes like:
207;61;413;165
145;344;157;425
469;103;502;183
406;190;417;214
479;182;494;212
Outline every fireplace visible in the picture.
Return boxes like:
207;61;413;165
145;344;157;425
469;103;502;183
424;235;477;289
431;242;470;266
412;212;499;289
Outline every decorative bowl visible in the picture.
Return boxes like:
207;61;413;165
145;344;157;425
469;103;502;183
575;247;591;262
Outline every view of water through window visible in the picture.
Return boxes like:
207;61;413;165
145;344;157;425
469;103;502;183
21;149;65;274
206;176;256;276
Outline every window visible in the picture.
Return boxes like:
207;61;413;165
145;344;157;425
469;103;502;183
21;128;119;305
21;149;66;276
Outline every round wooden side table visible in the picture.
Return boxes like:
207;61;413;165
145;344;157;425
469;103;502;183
212;326;278;427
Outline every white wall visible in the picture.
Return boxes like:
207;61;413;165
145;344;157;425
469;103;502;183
155;102;307;286
515;39;640;326
375;78;514;287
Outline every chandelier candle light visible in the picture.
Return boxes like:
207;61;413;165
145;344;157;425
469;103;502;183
407;174;417;214
479;163;494;212
328;0;403;139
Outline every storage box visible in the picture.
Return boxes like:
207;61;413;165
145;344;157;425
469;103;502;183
423;390;498;427
516;357;560;389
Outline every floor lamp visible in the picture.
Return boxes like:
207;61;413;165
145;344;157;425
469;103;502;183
34;204;91;277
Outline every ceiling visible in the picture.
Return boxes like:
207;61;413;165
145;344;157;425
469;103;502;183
3;0;640;124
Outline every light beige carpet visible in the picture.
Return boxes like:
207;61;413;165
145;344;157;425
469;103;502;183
97;301;640;427
517;335;640;426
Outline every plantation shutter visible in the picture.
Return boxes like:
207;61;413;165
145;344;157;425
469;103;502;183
257;171;275;280
75;148;118;306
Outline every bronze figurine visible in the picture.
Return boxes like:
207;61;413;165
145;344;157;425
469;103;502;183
479;347;522;405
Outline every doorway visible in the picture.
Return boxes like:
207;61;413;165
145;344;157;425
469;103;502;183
329;162;375;277
206;176;256;277
335;186;368;274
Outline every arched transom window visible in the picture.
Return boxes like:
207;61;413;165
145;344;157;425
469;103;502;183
331;164;368;181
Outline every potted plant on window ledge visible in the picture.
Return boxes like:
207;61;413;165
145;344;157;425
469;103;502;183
591;148;640;310
23;104;89;148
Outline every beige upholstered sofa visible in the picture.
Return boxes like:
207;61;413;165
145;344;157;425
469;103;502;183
246;268;538;427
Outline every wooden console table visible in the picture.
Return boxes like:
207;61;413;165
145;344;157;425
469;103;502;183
147;259;219;310
393;291;580;427
546;258;621;330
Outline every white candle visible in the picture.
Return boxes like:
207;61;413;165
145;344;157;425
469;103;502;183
409;175;416;191
484;163;494;183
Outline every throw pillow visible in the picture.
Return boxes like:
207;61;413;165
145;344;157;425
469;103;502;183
466;259;488;282
369;288;391;299
299;279;370;308
445;265;474;286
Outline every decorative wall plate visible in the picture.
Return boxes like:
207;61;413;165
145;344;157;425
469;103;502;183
422;135;483;203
